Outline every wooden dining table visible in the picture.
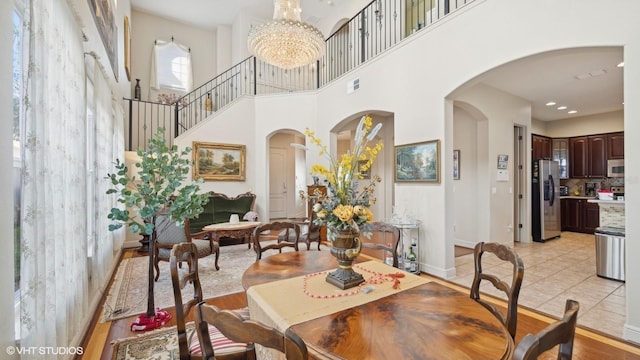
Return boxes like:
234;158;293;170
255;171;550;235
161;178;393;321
242;251;514;360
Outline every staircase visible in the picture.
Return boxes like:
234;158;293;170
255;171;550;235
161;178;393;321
124;0;475;151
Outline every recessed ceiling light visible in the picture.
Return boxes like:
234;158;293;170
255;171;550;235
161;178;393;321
545;101;556;106
557;106;567;110
617;62;624;67
568;110;577;114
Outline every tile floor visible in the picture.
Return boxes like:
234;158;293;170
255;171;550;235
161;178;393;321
450;231;627;339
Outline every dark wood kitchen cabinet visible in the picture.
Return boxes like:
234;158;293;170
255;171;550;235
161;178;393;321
561;198;599;234
569;135;607;178
583;202;600;233
532;135;552;160
569;137;588;178
588;135;607;177
607;132;624;159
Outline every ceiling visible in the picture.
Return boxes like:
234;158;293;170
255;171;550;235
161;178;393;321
130;1;624;122
129;0;336;28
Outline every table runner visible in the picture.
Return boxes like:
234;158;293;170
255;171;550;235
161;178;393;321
246;261;430;333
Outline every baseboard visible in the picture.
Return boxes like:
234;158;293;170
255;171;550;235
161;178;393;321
420;263;456;280
623;323;640;345
455;238;476;249
123;240;141;249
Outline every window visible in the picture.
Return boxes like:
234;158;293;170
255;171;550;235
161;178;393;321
151;40;193;92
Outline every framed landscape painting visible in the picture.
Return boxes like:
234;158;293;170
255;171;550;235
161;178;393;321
193;142;246;181
394;140;440;183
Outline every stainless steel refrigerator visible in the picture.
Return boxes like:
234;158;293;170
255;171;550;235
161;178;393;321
532;159;561;242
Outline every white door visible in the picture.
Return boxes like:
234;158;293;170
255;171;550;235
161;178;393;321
269;148;287;219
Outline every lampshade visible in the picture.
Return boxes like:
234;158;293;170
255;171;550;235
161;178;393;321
248;0;325;69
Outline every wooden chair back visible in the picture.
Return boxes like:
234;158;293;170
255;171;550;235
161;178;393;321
513;299;580;360
169;242;202;360
253;221;300;260
470;241;524;339
195;302;309;360
360;222;401;268
157;215;219;281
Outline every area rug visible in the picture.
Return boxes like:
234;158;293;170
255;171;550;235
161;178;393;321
111;322;194;360
102;243;260;322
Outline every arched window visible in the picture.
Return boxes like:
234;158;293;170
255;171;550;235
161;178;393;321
151;40;193;93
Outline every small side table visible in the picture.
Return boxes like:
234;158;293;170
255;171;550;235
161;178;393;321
203;221;262;249
393;222;421;274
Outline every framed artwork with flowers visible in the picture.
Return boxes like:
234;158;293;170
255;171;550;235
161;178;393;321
357;160;371;179
394;140;441;183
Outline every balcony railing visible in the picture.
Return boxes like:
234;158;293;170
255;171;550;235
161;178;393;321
125;0;474;150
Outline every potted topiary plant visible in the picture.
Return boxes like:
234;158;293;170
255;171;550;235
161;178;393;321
106;128;209;331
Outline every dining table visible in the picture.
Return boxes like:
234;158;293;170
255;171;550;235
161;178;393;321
241;250;514;360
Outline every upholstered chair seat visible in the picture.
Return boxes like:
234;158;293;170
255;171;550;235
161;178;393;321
154;214;219;281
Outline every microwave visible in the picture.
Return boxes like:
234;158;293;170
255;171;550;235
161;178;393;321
607;159;624;178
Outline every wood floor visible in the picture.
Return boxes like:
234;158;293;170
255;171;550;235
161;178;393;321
78;249;640;360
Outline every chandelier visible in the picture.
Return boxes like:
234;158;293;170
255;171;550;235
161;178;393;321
248;0;325;69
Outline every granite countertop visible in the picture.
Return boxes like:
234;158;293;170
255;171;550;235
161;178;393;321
560;195;597;200
587;198;625;206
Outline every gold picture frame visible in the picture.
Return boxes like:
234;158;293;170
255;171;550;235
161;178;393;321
88;0;118;80
124;16;131;81
394;139;441;183
193;142;246;181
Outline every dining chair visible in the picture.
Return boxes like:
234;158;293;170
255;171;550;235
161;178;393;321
195;302;309;360
470;241;524;339
277;217;322;251
252;221;301;260
360;222;401;268
513;299;580;360
170;242;252;360
155;214;219;281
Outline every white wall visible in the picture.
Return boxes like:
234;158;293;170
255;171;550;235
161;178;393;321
231;12;254;65
452;106;479;248
174;0;640;343
216;25;232;73
546;110;624;137
623;36;640;344
453;84;532;245
130;10;217;101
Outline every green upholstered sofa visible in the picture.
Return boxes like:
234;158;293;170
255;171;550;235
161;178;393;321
186;191;257;239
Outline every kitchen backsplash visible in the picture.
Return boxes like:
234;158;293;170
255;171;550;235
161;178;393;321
562;177;624;196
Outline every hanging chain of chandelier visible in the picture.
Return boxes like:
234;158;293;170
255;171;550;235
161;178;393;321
247;0;326;70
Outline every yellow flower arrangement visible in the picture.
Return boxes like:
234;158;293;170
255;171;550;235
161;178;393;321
300;115;383;240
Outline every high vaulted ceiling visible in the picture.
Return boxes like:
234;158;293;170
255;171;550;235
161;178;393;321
130;0;336;29
130;0;624;122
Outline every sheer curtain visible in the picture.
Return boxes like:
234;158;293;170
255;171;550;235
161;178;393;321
90;55;125;292
20;0;89;352
150;40;193;92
